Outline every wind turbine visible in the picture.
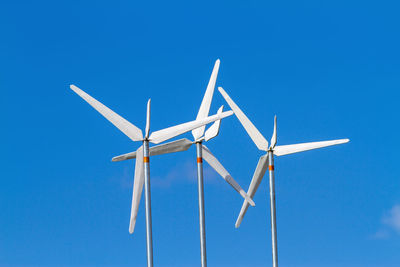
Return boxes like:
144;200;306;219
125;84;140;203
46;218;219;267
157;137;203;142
218;87;349;267
111;60;254;267
69;84;233;267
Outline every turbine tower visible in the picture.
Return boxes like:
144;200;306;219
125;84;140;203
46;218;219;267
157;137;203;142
190;60;252;267
70;85;233;267
218;87;349;267
111;60;254;267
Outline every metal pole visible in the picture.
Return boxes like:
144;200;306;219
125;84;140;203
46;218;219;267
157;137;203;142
196;142;207;267
143;140;154;267
268;150;278;267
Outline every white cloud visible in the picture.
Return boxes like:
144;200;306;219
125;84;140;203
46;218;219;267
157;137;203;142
382;204;400;233
114;159;220;190
372;229;389;239
373;204;400;239
151;160;218;188
151;161;196;188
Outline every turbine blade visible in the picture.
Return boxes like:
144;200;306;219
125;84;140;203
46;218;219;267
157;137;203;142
202;145;255;206
129;145;145;234
270;115;277;148
204;105;223;142
145;99;151;139
70;85;143;141
235;154;269;228
273;139;350;156
218;87;268;151
192;59;220;140
149;110;233;144
112;138;193;161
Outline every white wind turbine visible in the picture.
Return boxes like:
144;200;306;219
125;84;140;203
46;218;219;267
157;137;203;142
218;87;349;267
112;60;254;267
70;84;233;267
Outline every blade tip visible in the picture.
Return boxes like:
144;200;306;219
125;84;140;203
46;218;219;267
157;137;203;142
235;221;241;228
248;198;255;207
224;110;234;117
129;221;136;234
235;213;244;228
112;155;126;162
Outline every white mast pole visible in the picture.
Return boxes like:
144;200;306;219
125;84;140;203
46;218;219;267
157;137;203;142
196;141;207;267
143;139;154;267
268;150;278;267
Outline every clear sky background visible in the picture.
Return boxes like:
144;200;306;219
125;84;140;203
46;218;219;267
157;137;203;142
1;0;400;266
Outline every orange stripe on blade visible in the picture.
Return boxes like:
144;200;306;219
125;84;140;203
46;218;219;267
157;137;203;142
197;157;203;163
269;165;274;171
143;157;149;163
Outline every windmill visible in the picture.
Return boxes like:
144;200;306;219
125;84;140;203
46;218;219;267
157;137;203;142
112;60;254;267
218;87;349;267
70;84;233;267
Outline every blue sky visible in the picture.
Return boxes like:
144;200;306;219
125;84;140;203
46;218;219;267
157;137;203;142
1;0;400;266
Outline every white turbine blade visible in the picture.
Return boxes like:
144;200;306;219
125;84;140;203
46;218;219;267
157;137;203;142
273;139;350;156
192;59;221;140
235;154;269;228
145;99;151;139
204;105;223;142
149;110;233;144
70;85;143;141
129;145;144;234
112;138;193;161
218;87;268;151
270;115;277;149
112;151;137;162
202;145;255;206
